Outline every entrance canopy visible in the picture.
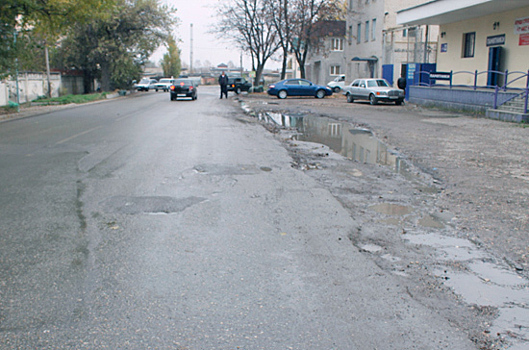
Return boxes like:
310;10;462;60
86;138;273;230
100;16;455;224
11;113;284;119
397;0;529;26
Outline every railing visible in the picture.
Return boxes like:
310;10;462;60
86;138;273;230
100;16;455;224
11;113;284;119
412;69;529;114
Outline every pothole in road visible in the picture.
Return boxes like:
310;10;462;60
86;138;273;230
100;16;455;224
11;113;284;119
193;164;267;175
102;196;206;214
369;203;413;216
405;232;529;348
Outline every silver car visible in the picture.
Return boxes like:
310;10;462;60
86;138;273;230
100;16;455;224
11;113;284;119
155;78;174;92
343;78;404;105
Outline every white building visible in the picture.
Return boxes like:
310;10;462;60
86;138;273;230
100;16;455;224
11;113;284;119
345;0;439;85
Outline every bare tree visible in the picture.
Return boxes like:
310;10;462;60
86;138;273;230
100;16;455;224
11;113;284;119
214;0;281;85
269;0;292;80
289;0;341;78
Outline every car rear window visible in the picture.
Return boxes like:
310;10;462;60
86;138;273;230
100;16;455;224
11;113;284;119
174;79;192;85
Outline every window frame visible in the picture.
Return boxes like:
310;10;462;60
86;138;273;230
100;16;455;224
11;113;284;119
331;38;344;51
462;32;476;58
330;65;341;76
357;23;362;44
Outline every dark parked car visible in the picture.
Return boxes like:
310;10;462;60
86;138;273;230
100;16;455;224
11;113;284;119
267;78;333;99
170;79;198;101
342;78;404;105
227;77;252;94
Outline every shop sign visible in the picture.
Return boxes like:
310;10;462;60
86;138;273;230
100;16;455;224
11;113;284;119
520;33;529;46
440;43;448;52
430;72;451;80
486;34;505;46
514;16;529;34
407;63;416;80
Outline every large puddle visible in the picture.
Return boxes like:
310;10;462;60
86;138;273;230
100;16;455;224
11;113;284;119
257;112;414;177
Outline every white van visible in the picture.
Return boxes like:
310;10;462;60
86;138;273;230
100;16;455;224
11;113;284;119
327;75;345;92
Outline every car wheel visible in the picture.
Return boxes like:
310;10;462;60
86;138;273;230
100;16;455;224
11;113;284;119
346;93;354;103
369;94;378;105
155;88;158;92
333;87;341;93
395;99;403;105
278;90;288;99
236;87;241;94
315;89;326;99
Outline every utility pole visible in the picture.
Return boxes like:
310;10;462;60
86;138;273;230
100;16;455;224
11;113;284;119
240;52;243;77
190;24;193;74
14;30;20;112
45;45;52;98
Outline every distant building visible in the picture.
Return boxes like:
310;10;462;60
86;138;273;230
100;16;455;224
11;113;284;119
305;20;347;86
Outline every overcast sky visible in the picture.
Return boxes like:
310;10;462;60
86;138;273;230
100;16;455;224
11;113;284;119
151;0;260;69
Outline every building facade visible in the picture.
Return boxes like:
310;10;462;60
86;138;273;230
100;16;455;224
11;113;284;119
397;0;529;89
345;0;438;85
304;21;347;86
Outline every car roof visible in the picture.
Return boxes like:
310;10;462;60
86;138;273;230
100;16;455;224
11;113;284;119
174;78;194;83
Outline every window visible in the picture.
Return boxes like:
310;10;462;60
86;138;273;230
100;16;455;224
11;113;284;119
403;28;407;38
371;18;376;41
348;25;353;45
365;21;370;42
357;23;362;44
331;38;344;51
330;66;341;75
463;32;475;58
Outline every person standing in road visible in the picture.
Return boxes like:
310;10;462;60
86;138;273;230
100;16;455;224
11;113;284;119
218;71;229;99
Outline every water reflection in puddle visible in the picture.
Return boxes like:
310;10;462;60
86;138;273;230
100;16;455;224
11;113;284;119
369;203;413;216
258;112;413;177
406;232;529;347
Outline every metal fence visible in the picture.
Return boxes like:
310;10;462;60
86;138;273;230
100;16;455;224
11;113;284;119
413;69;529;114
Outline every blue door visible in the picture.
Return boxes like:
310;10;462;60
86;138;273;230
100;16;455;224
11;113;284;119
382;65;394;85
487;46;502;87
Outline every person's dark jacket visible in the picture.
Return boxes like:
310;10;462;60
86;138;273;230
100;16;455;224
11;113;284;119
218;74;228;86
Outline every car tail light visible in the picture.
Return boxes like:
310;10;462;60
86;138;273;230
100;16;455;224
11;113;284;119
269;85;275;88
189;86;193;90
170;85;175;90
180;82;185;86
376;92;381;95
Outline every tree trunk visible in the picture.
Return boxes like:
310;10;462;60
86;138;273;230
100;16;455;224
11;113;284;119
83;70;94;94
254;64;265;87
280;48;288;80
100;61;111;92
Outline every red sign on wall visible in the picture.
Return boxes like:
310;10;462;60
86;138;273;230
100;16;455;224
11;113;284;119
520;33;529;46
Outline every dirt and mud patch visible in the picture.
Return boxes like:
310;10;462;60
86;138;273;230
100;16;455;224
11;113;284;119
234;93;529;349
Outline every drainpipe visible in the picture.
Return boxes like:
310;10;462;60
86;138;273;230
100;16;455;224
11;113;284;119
423;25;429;63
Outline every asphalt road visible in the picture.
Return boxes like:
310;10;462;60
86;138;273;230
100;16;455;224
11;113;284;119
0;87;496;349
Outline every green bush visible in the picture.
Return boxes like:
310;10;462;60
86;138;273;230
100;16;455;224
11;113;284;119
33;93;107;105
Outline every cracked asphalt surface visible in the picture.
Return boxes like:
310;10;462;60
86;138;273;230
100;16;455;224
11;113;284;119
1;88;528;349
